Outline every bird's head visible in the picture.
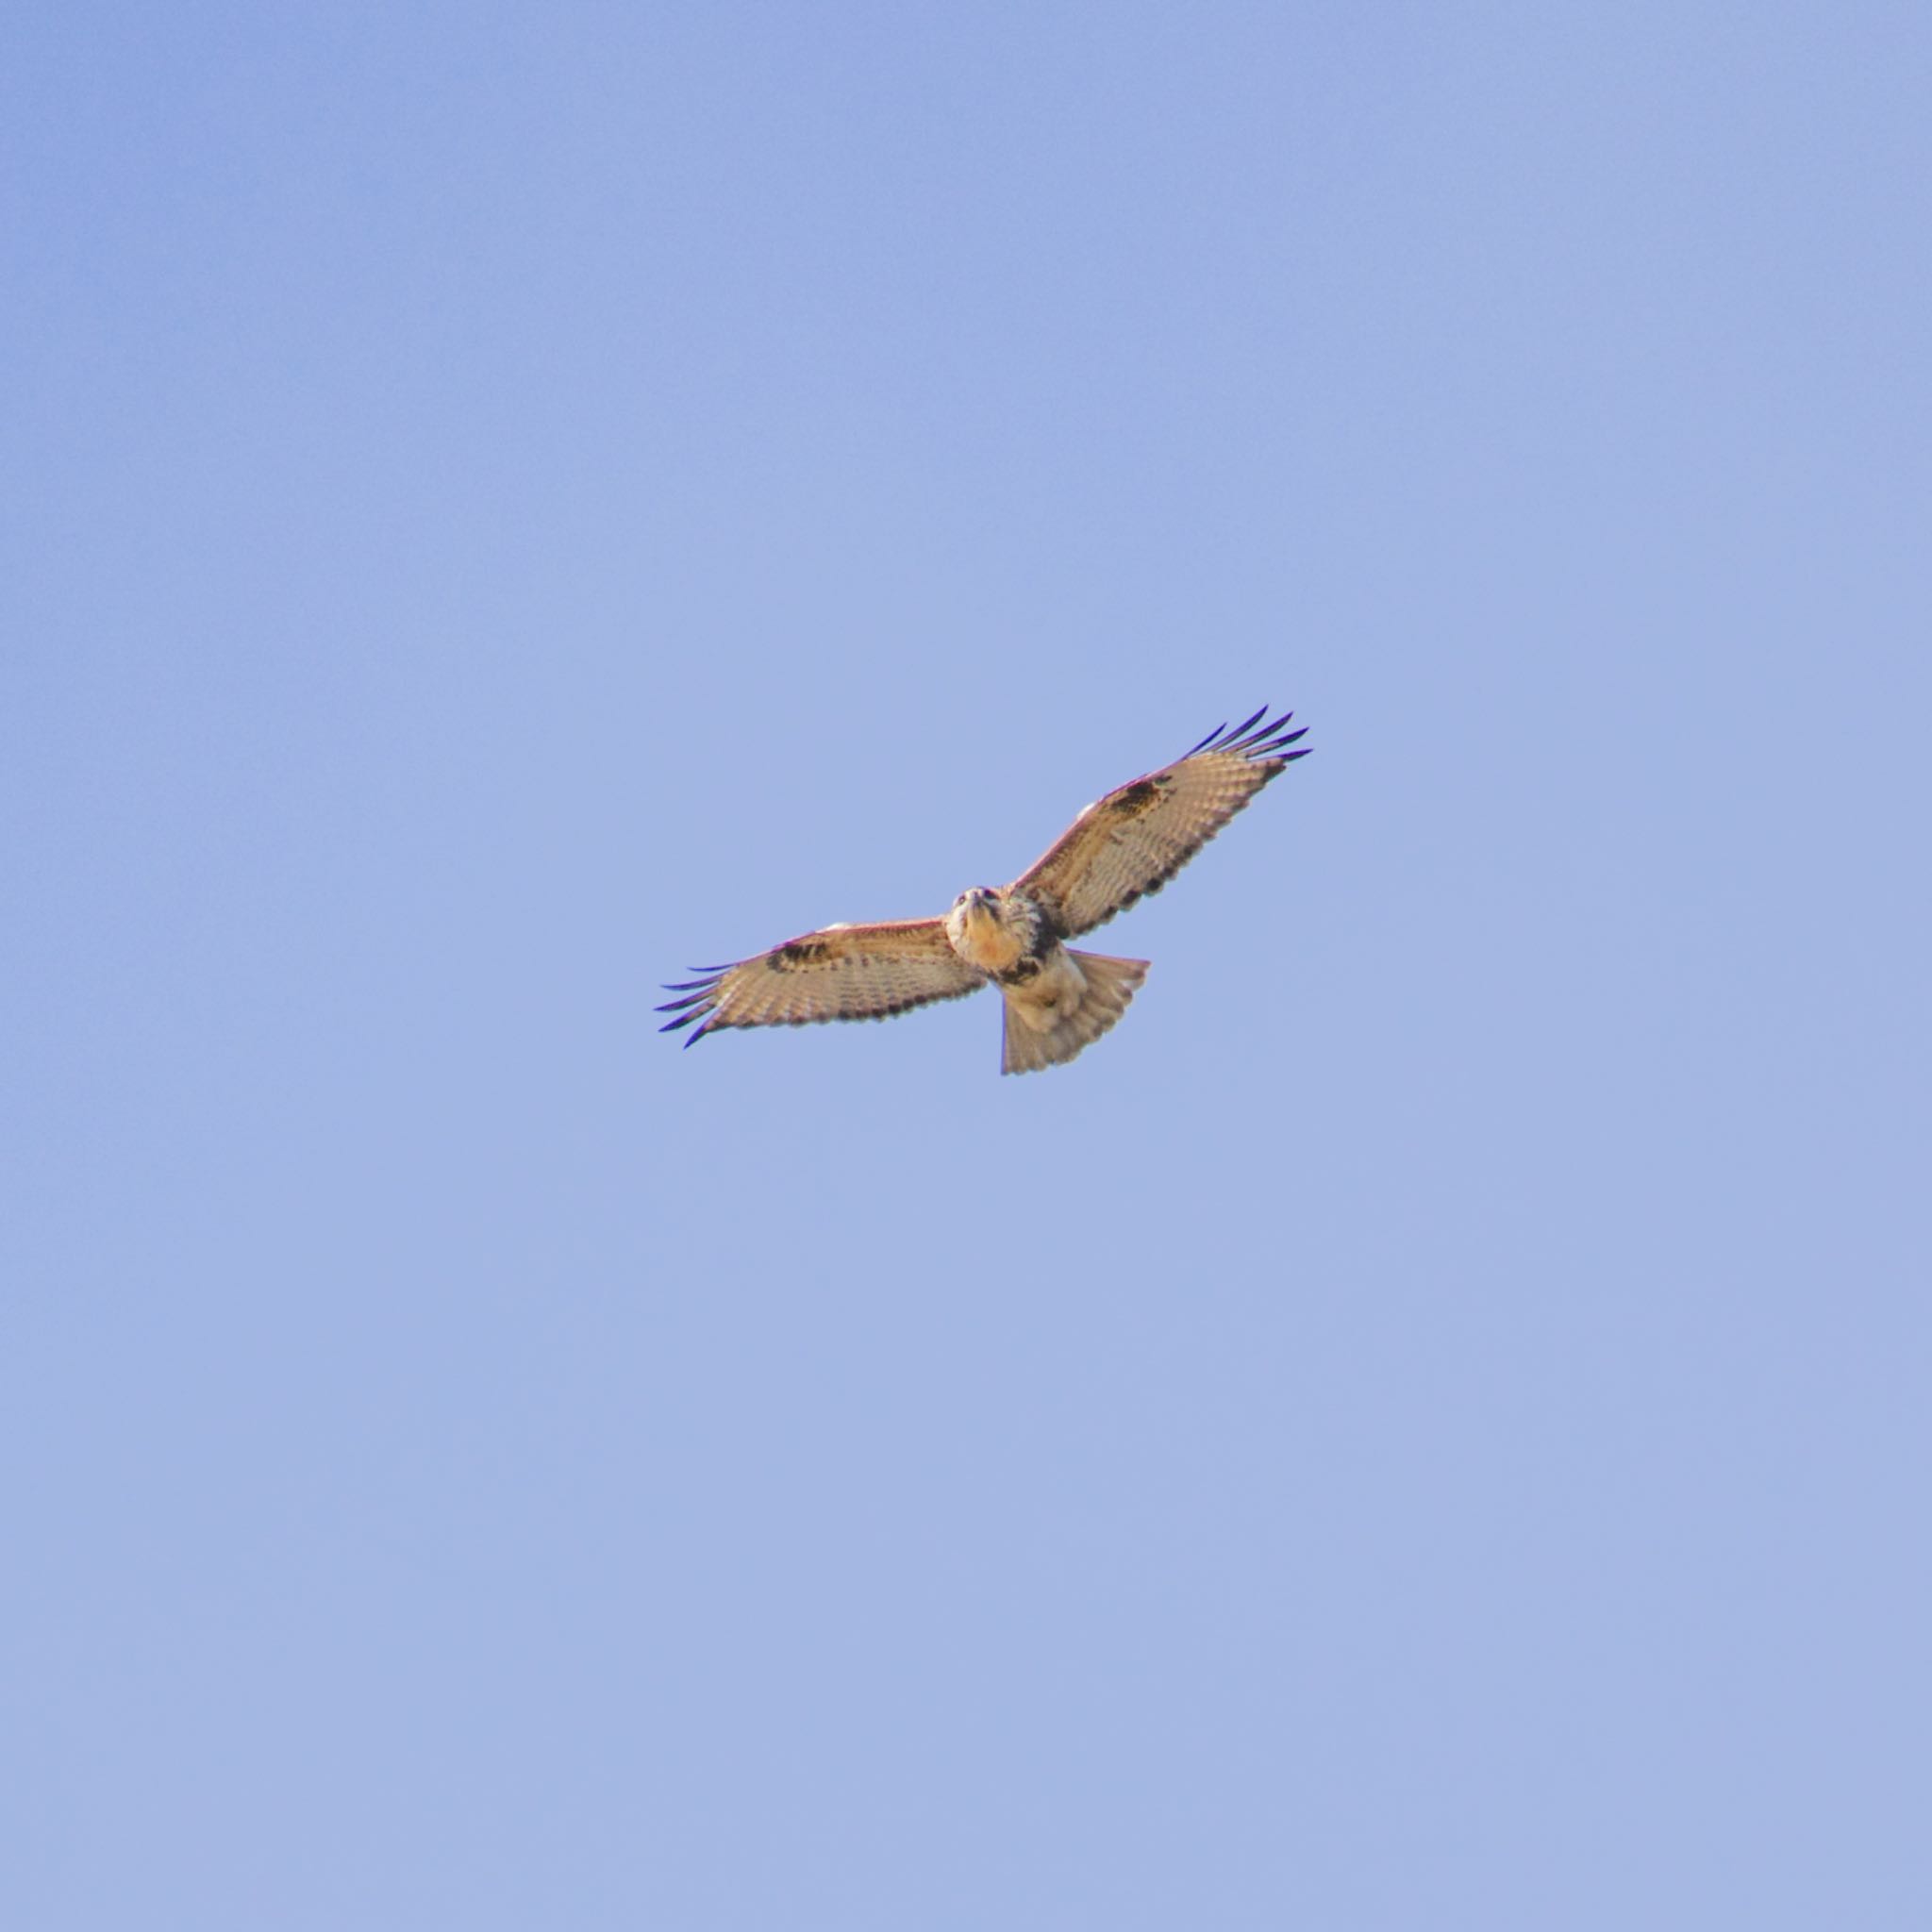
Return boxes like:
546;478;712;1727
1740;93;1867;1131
952;886;1002;923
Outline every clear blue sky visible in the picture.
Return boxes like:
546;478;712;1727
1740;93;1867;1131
6;5;1928;1926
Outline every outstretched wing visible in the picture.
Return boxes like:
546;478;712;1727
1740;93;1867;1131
1010;706;1309;938
657;918;985;1047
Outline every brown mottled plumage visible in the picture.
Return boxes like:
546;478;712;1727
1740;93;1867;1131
658;706;1309;1074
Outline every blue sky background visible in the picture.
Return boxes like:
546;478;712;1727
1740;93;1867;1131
6;5;1929;1925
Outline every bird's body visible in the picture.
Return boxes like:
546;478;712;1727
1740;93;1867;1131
658;706;1308;1074
942;886;1149;1074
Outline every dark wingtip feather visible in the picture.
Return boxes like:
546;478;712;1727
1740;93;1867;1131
1228;708;1287;747
1191;705;1303;760
655;989;712;1014
1232;709;1308;758
1250;728;1308;759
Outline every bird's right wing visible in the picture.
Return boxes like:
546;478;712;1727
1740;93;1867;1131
1010;707;1309;938
657;918;985;1047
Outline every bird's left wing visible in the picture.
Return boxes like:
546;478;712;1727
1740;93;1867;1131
657;918;985;1047
1010;707;1309;938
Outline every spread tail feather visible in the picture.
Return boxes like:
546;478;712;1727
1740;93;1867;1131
1000;951;1150;1075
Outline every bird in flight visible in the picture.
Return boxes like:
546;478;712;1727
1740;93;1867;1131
658;706;1310;1074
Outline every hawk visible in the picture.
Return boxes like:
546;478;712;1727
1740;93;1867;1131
658;705;1310;1074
